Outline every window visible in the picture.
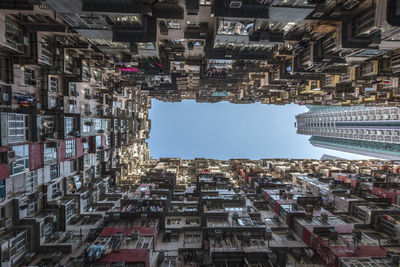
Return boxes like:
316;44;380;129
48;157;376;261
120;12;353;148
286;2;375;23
0;180;4;199
40;38;52;65
69;99;77;113
50;163;59;180
5;17;23;51
82;65;90;82
83;119;92;133
96;135;102;148
24;68;36;86
184;234;201;243
84;169;91;183
51;182;61;197
69;83;77;95
65;139;76;158
106;134;111;148
70;159;77;173
83;141;89;152
95;119;102;131
44;143;57;165
108;15;142;26
26;171;38;191
65;117;76;136
95;165;100;178
49;77;58;92
104;120;109;131
11;145;29;175
49;97;57;108
84;103;90;115
84;155;90;166
93;70;101;86
138;42;155;50
64;50;74;73
8;113;28;143
27;200;37;216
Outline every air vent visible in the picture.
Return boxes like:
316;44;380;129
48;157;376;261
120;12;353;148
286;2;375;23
313;12;324;18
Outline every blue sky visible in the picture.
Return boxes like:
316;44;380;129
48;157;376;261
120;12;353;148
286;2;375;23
148;99;372;160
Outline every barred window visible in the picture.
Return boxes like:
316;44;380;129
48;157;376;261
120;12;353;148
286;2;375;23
65;117;76;136
50;163;59;180
44;143;57;165
65;139;76;158
26;170;38;191
8;113;28;143
95;119;102;131
70;159;77;173
51;182;61;197
11;145;29;175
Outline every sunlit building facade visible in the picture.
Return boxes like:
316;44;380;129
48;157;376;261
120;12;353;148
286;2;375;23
296;106;400;159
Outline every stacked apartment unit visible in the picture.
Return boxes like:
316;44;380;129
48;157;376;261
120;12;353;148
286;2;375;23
5;0;396;106
0;3;151;267
1;1;400;267
49;158;400;267
296;105;400;159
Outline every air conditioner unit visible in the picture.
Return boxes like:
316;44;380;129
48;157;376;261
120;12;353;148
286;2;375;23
230;0;242;8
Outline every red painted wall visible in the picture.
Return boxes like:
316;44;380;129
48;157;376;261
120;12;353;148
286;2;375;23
57;140;66;163
76;138;84;158
372;187;398;204
29;142;43;170
0;147;10;179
